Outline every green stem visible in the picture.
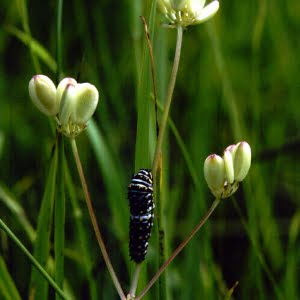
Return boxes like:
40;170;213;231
56;0;63;83
151;25;183;179
55;135;65;300
150;24;183;300
155;169;166;299
128;264;142;299
136;197;221;300
0;218;68;300
70;138;125;300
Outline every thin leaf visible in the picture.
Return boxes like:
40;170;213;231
0;255;22;300
0;219;68;300
224;281;239;300
29;140;58;300
4;25;57;72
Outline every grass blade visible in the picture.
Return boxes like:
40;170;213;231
0;255;21;300
4;25;56;72
29;140;58;300
0;219;68;300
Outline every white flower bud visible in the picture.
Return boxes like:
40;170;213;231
185;0;206;12
29;75;57;116
71;83;99;124
223;149;234;184
194;0;219;24
233;141;251;182
158;0;219;27
204;154;225;197
225;144;238;157
59;83;76;125
56;77;77;107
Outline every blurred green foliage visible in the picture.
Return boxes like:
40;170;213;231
0;0;300;299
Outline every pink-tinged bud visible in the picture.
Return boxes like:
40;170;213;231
58;83;77;125
225;144;238;159
56;77;77;107
233;141;251;182
29;75;57;116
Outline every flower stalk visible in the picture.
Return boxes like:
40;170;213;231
149;24;183;300
128;264;142;299
70;138;126;300
136;197;221;300
151;24;183;180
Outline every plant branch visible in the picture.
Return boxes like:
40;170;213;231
70;138;126;300
151;25;183;179
136;197;221;300
56;0;63;83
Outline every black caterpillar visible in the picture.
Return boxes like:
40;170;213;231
128;169;154;263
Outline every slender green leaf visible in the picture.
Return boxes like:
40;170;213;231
29;140;58;300
134;0;157;170
4;25;56;72
86;120;128;260
0;183;35;242
0;219;68;300
0;255;21;300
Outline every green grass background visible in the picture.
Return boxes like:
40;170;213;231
0;0;300;299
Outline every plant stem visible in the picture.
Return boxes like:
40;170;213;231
55;135;65;300
70;138;126;300
56;0;63;83
136;197;221;300
155;167;166;299
128;264;142;299
150;24;183;300
0;218;68;300
151;25;183;179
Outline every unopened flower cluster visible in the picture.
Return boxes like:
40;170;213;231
29;75;99;138
204;142;251;199
158;0;219;27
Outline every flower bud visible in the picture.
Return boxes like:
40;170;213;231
158;0;219;27
185;0;206;12
204;154;225;197
71;83;99;124
56;77;77;107
29;75;57;116
233;141;251;182
225;144;237;158
193;0;219;25
59;83;76;125
223;149;234;184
